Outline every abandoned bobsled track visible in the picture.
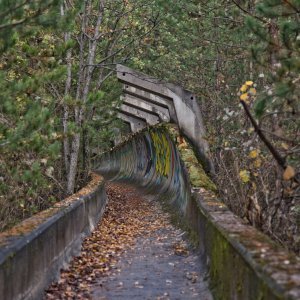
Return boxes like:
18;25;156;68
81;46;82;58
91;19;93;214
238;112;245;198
0;66;299;300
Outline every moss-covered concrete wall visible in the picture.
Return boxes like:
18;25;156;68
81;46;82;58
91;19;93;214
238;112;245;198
188;190;300;299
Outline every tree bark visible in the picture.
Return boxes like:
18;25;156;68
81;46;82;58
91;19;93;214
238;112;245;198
66;0;105;194
61;2;72;179
67;133;81;194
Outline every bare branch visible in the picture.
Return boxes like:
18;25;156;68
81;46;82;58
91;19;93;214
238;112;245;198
240;99;286;169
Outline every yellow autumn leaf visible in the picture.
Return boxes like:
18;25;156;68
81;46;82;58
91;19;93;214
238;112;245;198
239;170;250;183
283;166;295;181
247;127;255;134
281;143;289;150
249;88;256;96
245;80;254;86
240;93;249;101
249;149;259;159
253;158;262;168
240;84;248;92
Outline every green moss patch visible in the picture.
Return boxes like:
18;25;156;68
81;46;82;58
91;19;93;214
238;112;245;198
166;124;217;192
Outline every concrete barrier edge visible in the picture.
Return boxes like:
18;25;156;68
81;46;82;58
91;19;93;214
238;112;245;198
0;174;107;300
188;190;300;300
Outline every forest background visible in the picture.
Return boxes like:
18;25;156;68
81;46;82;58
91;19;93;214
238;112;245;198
0;0;299;255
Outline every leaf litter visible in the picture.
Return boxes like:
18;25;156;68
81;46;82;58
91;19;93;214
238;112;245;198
45;183;172;299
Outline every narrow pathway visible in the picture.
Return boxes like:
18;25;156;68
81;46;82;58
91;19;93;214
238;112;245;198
45;183;212;300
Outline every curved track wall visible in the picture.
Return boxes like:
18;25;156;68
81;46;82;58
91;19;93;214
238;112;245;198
97;127;191;216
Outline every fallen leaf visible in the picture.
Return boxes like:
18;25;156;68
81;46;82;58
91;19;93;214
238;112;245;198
281;143;289;150
239;170;250;183
240;93;249;102
283;166;295;181
240;84;248;92
249;149;259;159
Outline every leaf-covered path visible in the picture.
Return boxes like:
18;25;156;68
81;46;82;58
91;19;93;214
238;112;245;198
45;183;212;300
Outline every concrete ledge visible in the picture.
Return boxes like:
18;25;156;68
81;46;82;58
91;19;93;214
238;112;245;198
0;174;107;300
188;189;300;300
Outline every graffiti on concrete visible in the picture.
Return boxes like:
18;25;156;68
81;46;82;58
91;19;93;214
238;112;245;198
150;131;171;177
97;127;191;215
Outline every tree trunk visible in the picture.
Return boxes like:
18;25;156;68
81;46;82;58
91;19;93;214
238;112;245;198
82;127;90;182
67;133;81;194
61;2;72;178
66;0;105;194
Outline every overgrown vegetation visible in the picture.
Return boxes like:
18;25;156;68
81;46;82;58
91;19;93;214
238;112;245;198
0;0;161;230
136;0;300;254
0;0;299;254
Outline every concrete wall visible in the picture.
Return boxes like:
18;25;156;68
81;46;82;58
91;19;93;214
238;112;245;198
96;127;300;300
97;127;191;216
116;64;215;175
189;191;300;300
0;174;107;300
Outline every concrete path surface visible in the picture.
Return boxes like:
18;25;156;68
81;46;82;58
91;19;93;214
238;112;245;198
92;221;212;300
45;183;213;300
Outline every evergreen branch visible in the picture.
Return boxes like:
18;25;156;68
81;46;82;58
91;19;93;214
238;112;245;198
0;18;27;30
231;0;267;24
0;0;30;19
0;1;55;31
283;0;300;14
